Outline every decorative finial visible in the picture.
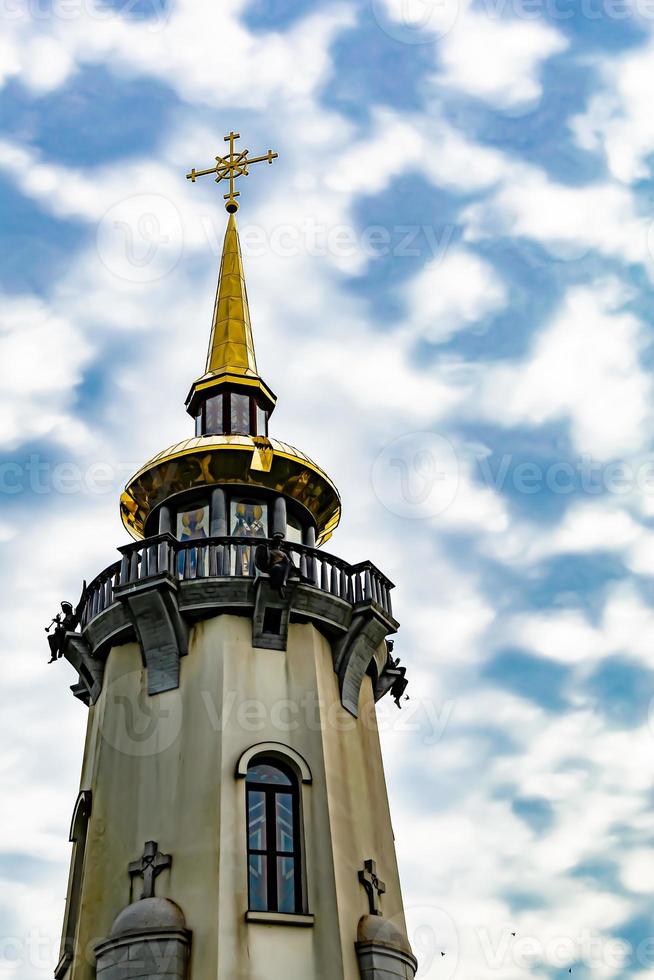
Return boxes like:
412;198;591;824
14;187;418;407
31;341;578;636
359;859;386;916
186;130;278;213
128;841;172;900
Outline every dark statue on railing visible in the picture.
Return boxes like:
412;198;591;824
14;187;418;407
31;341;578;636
254;533;295;598
384;640;409;709
45;601;80;663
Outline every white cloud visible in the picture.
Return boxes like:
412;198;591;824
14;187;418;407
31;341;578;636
0;294;93;451
403;247;507;343
516;501;642;565
22;35;73;92
505;609;603;665
465;166;652;268
620;849;654;894
377;0;566;109
542;505;639;555
477;281;652;458
498;580;654;672
437;13;567;109
571;40;654;183
325;107;510;198
388;698;641;980
0;0;353;104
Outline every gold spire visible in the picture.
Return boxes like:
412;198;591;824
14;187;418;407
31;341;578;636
206;213;257;378
185;136;278;416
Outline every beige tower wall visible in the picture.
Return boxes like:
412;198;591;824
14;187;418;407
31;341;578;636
66;614;406;980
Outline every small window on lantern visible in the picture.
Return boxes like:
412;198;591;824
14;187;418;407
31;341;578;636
231;393;250;434
255;404;268;436
204;394;224;435
231;500;268;538
286;514;303;545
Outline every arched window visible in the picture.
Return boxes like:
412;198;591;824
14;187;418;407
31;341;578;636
246;759;303;914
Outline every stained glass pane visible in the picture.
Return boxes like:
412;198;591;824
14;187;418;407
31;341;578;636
246;763;291;786
247;790;266;851
275;793;294;853
231;393;250;433
231;500;267;538
177;505;209;541
248;854;267;911
277;856;296;914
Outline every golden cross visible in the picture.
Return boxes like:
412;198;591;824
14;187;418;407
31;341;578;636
186;131;278;213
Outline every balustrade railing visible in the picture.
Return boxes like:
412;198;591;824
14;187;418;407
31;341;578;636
78;534;394;629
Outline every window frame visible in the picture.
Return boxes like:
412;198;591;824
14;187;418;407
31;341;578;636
56;791;92;978
246;759;304;915
197;391;269;437
203;392;225;435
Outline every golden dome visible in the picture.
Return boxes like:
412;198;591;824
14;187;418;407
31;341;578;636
121;434;341;546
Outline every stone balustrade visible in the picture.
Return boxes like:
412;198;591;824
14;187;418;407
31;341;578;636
79;534;394;630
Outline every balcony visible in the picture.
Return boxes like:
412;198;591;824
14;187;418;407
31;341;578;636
80;533;394;628
63;534;400;717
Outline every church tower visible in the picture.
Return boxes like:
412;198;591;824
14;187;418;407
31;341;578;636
53;132;417;980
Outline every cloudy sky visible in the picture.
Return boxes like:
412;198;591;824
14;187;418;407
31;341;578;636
4;0;654;977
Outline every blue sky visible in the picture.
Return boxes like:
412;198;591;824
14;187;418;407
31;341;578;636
3;0;654;977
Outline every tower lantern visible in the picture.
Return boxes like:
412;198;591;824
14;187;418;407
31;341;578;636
51;130;417;980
